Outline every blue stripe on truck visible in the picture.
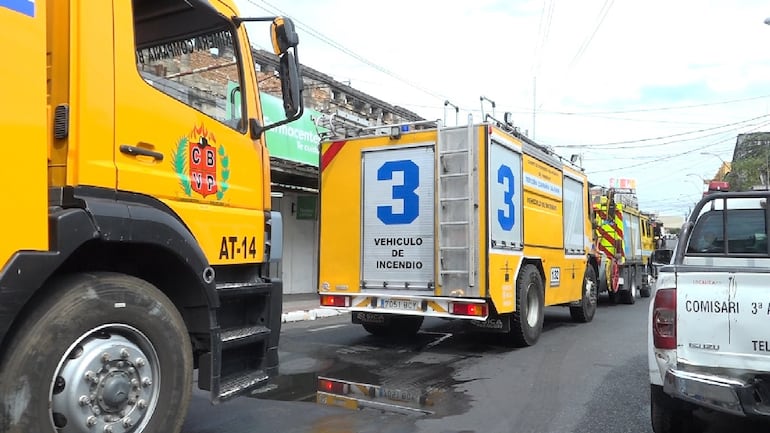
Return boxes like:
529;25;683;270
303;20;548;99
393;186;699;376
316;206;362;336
0;0;35;17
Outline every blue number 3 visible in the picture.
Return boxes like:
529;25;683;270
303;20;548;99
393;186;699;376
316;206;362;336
497;164;515;230
377;160;419;225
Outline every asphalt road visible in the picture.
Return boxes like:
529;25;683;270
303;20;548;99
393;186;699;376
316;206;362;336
182;295;770;433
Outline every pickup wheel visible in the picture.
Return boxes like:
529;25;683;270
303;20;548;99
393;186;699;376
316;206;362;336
508;264;545;347
0;272;192;433
570;264;597;322
650;384;695;433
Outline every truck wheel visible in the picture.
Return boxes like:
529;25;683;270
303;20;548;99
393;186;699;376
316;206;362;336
508;264;545;347
620;268;636;305
650;384;694;433
640;283;652;298
0;272;192;433
570;264;597;322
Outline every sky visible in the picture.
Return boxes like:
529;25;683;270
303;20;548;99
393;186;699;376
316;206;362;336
234;0;770;220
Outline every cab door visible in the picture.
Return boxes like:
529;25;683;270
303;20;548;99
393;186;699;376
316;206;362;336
113;1;268;264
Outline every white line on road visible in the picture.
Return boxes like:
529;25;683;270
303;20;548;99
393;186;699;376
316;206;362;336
422;332;453;349
308;324;349;332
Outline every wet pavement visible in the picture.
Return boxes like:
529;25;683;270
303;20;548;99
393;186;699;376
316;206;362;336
184;295;770;433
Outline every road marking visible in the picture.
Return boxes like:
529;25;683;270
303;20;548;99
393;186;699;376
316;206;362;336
309;324;348;332
422;332;453;349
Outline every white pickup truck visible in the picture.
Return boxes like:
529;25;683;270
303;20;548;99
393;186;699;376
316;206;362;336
648;191;770;432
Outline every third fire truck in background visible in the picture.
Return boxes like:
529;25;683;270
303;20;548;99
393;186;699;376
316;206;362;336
590;186;655;303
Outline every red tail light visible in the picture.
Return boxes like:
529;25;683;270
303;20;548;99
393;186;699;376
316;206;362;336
450;302;488;317
317;378;346;394
320;295;350;307
653;288;677;349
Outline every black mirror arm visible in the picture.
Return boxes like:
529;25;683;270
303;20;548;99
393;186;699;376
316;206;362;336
250;104;304;140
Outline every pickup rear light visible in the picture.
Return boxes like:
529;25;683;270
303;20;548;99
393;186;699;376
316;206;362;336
320;295;350;307
450;302;487;317
653;288;677;350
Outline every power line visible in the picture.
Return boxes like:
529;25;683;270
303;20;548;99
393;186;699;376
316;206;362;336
532;0;555;76
585;119;770;175
568;0;615;70
243;0;448;102
554;113;770;148
551;93;770;115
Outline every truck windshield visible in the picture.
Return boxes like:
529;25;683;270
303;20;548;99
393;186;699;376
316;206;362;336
133;0;245;130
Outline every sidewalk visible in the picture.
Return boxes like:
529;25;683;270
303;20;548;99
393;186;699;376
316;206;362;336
280;292;347;323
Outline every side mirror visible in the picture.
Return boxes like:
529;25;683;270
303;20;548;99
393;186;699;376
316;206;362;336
270;17;299;55
235;15;304;137
278;51;302;118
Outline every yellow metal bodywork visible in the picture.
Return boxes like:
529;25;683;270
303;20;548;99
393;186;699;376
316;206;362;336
487;127;589;312
318;131;440;293
114;0;269;265
7;0;271;270
640;215;654;262
1;1;49;267
318;124;591;315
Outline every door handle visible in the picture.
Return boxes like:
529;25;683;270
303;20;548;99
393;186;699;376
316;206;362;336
120;144;164;161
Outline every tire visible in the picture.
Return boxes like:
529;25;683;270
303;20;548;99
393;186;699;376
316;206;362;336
620;267;636;305
606;262;619;304
362;315;423;337
570;264;598;322
508;264;545;347
640;284;652;298
650;384;695;433
0;272;193;433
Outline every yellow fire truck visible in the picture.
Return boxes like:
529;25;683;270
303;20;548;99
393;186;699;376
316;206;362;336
317;115;598;346
590;186;655;303
0;1;303;432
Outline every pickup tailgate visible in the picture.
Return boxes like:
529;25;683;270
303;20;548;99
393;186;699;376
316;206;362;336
677;269;770;371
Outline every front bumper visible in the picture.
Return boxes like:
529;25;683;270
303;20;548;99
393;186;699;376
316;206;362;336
663;368;770;417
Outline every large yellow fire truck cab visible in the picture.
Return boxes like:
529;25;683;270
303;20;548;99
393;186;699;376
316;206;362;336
318;116;597;347
0;1;304;431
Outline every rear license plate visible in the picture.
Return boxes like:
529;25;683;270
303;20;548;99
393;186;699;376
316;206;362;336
379;298;420;311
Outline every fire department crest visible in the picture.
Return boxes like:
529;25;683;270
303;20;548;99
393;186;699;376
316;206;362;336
172;124;230;200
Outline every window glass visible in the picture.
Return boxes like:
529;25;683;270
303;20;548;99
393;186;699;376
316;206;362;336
725;209;766;253
133;5;244;131
687;197;768;255
687;211;724;254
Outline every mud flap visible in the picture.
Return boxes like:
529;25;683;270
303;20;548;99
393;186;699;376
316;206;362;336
467;313;511;333
352;311;389;325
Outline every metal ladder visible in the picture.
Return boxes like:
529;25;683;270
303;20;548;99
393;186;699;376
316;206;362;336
436;118;477;291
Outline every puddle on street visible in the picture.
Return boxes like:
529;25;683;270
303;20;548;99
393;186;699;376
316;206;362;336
249;331;474;419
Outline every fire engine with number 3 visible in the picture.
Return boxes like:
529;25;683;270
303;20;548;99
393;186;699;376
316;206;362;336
317;111;599;347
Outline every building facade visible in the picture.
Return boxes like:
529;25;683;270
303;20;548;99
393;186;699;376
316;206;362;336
728;132;770;191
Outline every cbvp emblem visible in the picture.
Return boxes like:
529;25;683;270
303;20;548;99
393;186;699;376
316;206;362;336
189;136;217;197
172;123;230;200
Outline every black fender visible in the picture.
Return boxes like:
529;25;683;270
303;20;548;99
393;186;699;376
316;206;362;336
0;186;216;348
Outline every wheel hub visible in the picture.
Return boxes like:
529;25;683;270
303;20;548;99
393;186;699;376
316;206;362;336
526;282;539;327
50;325;160;433
99;371;132;411
585;278;597;304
